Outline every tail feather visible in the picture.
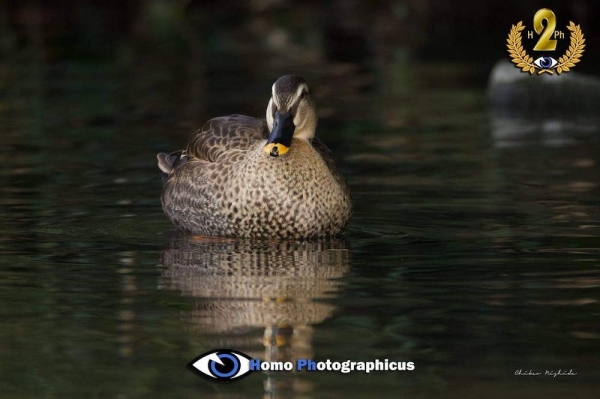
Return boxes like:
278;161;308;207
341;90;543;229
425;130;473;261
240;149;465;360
157;150;189;185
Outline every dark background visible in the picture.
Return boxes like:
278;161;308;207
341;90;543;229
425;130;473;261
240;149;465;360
3;1;598;71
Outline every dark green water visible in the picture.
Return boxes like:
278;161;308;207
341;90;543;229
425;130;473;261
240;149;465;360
2;25;600;399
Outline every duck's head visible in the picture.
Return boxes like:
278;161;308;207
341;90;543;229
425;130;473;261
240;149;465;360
264;75;317;157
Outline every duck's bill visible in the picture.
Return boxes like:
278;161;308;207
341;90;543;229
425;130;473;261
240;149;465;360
264;110;295;157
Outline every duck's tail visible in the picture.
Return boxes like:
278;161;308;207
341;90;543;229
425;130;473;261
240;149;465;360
157;150;189;185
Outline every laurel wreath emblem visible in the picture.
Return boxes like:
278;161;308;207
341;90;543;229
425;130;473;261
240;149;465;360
557;22;586;74
506;21;586;75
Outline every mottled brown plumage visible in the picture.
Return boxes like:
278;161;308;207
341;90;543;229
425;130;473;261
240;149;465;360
158;75;352;239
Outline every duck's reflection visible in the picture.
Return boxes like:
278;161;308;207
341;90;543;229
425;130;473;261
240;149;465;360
160;233;351;395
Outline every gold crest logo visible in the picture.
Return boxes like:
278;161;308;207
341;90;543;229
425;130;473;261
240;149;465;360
507;8;586;75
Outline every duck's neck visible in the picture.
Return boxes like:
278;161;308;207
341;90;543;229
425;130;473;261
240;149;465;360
292;127;315;141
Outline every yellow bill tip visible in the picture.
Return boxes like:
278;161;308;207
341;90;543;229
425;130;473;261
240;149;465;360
264;143;290;157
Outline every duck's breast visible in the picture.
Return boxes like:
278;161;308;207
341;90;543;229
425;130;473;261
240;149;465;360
221;140;351;237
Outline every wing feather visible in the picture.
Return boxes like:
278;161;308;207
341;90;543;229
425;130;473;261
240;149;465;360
186;115;268;162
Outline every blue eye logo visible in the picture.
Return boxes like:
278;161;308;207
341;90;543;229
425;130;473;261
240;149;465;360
187;349;253;382
533;56;558;69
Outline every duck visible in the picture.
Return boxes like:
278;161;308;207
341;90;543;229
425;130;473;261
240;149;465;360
157;75;352;239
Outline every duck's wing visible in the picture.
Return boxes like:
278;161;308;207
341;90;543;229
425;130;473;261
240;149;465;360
186;115;268;163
